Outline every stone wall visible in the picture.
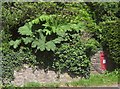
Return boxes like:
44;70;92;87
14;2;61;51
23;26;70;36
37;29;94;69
10;51;105;86
11;64;81;86
90;51;105;74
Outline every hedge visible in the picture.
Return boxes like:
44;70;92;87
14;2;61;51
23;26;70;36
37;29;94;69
101;20;120;68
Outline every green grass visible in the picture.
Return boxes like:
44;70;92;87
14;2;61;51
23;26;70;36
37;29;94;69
1;82;60;89
42;83;60;87
23;82;41;87
23;82;60;88
66;71;118;87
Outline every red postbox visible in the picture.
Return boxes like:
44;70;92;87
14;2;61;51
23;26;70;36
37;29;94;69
100;51;106;70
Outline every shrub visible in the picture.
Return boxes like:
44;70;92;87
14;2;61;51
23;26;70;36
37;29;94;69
1;31;36;84
54;42;89;75
53;33;100;78
101;20;120;67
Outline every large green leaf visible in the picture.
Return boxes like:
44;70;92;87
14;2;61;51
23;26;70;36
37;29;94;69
56;30;65;37
37;39;45;51
42;23;50;27
18;25;33;36
31;39;46;51
45;41;56;51
27;22;33;29
22;37;33;44
37;29;46;42
43;29;51;35
53;37;64;44
51;26;57;33
39;15;51;21
31;40;39;48
32;18;40;24
60;25;71;32
9;40;21;49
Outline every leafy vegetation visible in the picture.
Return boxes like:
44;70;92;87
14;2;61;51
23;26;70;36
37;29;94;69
54;33;99;77
1;2;120;86
9;13;99;77
2;45;37;84
100;20;120;67
87;2;120;69
65;70;118;87
9;14;84;51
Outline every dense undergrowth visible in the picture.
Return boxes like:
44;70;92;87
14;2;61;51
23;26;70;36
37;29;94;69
1;2;120;85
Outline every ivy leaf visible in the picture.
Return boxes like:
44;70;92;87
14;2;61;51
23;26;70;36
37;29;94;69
18;25;33;36
53;37;64;43
46;41;56;51
9;40;21;49
22;37;33;44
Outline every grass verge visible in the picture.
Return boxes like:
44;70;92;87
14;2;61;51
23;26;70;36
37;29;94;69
65;71;118;87
23;82;60;87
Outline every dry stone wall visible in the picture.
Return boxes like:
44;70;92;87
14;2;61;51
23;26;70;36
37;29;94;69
90;51;104;74
11;51;104;86
11;64;81;86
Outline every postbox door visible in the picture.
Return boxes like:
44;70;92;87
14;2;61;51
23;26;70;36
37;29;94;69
100;51;106;70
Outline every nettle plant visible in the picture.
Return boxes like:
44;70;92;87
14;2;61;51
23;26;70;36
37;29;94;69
9;14;84;52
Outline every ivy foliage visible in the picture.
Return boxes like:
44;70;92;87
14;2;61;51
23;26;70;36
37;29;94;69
2;42;37;84
87;2;120;69
86;2;120;23
100;20;120;66
86;2;120;69
53;31;100;77
55;43;89;74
